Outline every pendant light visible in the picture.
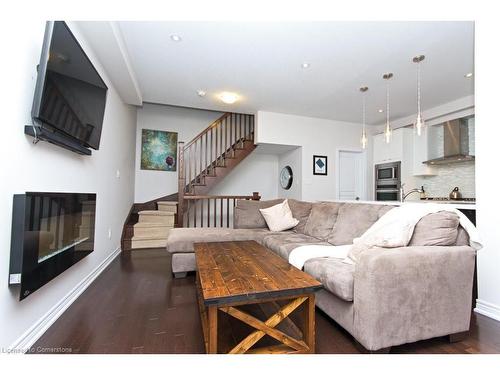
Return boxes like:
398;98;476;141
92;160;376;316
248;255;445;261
383;73;393;143
413;55;426;136
360;86;368;149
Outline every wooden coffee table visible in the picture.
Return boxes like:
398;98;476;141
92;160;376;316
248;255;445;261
194;240;322;354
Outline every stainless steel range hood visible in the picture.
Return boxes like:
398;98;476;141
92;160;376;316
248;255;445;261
423;118;475;165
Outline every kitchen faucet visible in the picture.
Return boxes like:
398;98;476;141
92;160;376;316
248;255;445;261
400;183;424;202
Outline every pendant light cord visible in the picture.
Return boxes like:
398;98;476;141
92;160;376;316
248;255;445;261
417;62;421;115
386;79;390;130
362;93;366;133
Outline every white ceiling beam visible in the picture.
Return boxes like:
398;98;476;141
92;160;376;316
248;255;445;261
77;21;143;106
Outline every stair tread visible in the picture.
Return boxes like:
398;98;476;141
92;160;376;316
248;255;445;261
157;201;178;206
134;222;174;228
132;234;169;240
138;210;175;216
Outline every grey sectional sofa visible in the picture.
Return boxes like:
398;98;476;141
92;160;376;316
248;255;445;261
166;199;476;352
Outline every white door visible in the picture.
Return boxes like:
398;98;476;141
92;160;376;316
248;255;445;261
338;150;366;201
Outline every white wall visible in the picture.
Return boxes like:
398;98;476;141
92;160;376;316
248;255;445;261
210;152;279;200
278;147;302;200
135;104;223;202
475;21;500;321
256;111;371;202
0;21;137;348
135;104;279;202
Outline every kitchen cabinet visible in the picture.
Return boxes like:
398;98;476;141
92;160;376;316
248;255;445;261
373;128;407;164
374;127;436;176
413;129;436;176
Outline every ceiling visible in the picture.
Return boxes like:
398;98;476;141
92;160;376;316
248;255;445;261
78;21;474;125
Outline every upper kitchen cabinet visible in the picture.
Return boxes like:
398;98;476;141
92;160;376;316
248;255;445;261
373;128;412;164
413;128;436;176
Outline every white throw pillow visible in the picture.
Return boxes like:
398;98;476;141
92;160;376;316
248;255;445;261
259;199;300;232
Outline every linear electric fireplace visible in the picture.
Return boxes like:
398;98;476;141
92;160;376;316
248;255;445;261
9;192;96;300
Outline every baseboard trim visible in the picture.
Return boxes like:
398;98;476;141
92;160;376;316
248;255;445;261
9;247;121;352
474;299;500;322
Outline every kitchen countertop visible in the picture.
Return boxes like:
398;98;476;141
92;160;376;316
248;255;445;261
333;199;476;210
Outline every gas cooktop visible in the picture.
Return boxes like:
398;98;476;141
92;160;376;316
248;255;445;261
420;197;476;202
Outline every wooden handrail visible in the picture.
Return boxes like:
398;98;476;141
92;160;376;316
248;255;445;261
184;193;261;201
184;112;232;149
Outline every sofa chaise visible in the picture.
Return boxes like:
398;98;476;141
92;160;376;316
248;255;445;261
166;199;476;352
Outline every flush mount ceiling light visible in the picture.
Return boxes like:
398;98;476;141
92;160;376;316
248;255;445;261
413;55;426;137
218;92;239;104
378;109;384;113
383;73;393;144
301;62;310;69
465;72;473;78
196;90;206;97
170;34;182;42
359;87;369;150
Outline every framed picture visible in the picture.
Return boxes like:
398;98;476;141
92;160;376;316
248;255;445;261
313;155;328;175
140;129;178;171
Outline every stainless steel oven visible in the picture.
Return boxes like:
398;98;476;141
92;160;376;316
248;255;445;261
375;161;401;201
375;189;400;201
376;161;400;181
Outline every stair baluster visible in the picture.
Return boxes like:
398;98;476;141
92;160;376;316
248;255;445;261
177;113;257;228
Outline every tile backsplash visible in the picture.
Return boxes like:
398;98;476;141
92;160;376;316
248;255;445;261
414;162;475;198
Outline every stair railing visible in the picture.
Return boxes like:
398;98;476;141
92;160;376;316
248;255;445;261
177;112;255;227
182;193;261;228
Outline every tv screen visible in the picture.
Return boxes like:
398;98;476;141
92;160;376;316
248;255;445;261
32;21;108;150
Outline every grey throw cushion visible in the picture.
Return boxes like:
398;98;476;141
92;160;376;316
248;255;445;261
233;199;284;229
288;199;313;234
328;203;393;245
303;202;342;240
409;211;460;246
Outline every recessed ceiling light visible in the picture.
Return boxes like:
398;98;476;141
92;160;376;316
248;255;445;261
219;92;239;104
197;90;206;97
170;34;182;42
301;62;310;69
464;72;473;78
378;109;384;113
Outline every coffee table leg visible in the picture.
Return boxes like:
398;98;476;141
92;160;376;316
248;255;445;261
208;305;218;354
303;293;316;353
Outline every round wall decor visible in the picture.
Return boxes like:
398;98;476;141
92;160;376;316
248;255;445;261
280;166;293;190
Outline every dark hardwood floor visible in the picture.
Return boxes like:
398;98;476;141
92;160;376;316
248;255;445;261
32;249;500;354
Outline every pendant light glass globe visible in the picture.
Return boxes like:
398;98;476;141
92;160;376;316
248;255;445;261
415;113;425;136
413;55;426;136
360;87;369;149
384;124;392;143
383;73;393;143
361;131;368;149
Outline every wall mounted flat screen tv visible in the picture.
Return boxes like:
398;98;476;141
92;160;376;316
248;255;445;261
9;192;96;300
29;21;108;154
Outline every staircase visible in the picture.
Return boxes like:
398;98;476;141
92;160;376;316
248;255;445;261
131;202;177;249
121;112;258;250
